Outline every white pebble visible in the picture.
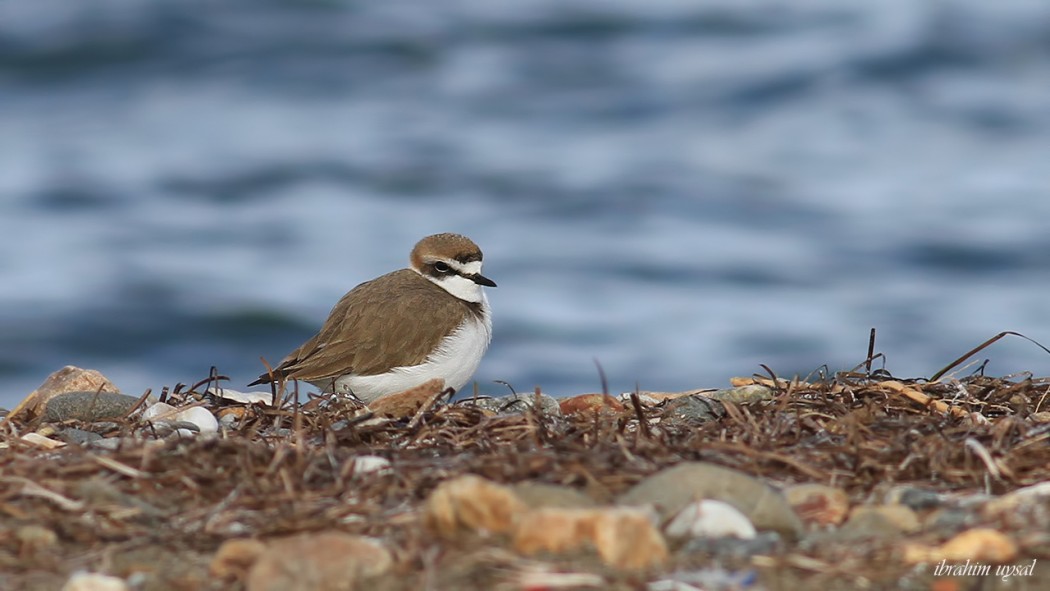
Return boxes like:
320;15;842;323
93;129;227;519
351;455;392;476
664;499;757;540
61;572;129;591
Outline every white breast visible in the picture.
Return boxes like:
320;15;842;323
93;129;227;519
322;295;493;402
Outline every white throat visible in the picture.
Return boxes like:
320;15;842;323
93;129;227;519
422;260;487;303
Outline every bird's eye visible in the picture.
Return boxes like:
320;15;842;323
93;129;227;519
434;261;451;273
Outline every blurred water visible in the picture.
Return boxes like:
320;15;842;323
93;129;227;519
2;0;1050;407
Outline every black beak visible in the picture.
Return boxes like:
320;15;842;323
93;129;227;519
471;273;497;287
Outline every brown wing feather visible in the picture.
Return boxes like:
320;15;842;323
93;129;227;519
254;269;479;384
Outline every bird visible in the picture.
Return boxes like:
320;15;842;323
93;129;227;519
249;233;495;402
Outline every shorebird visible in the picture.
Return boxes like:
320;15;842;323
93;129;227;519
249;233;495;402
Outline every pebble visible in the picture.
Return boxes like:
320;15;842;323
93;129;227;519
42;392;142;423
834;505;920;540
664;499;758;540
705;384;775;404
60;573;130;591
982;480;1050;516
513;506;668;571
16;524;59;554
784;483;850;527
558;394;624;416
424;475;526;537
464;392;562;416
510;482;598;509
903;528;1018;564
245;532;392;591
883;485;947;510
657;395;725;425
618;462;804;539
210;538;268;581
348;455;392;477
8;365;121;423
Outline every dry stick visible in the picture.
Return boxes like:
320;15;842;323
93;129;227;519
629;391;651;440
930;331;1050;382
865;327;876;375
880;380;970;419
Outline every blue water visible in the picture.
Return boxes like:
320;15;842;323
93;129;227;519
3;1;1050;408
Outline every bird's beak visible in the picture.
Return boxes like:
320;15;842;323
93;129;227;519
471;273;497;287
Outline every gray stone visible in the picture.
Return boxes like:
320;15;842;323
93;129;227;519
42;392;142;423
884;485;946;510
463;393;562;416
617;462;804;539
706;385;775;404
58;428;103;445
511;482;598;509
659;395;725;425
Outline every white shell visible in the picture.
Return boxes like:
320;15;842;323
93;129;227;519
172;407;218;434
207;386;274;406
664;499;757;540
140;402;218;435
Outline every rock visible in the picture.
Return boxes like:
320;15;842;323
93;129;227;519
982;480;1050;516
883;486;946;511
657;395;725;425
618;462;804;539
60;573;129;591
58;428;104;445
664;499;757;540
6;366;120;423
705;384;775;404
784;483;850;527
348;455;392;477
367;378;447;418
512;507;668;571
510;482;597;510
16;524;58;554
903;528;1018;564
424;475;527;537
245;532;392;591
210;538;268;581
836;505;920;540
42;392;141;423
559;394;624;416
464;392;562;417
